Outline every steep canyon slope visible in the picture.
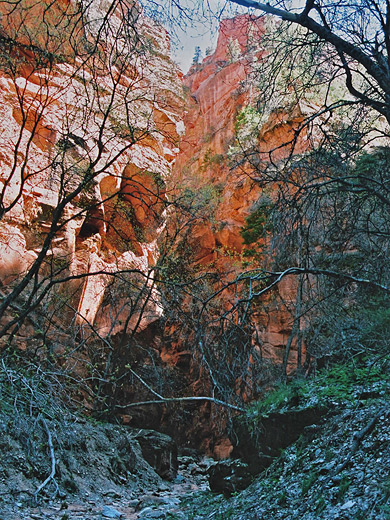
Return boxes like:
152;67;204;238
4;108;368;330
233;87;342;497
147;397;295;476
174;14;308;380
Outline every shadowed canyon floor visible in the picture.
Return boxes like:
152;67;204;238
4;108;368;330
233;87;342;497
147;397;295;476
2;383;390;520
1;461;211;520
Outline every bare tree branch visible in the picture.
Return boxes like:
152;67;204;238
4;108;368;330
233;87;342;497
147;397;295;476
115;396;245;413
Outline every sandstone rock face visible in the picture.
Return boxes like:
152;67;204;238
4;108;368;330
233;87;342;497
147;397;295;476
0;0;183;336
174;15;306;375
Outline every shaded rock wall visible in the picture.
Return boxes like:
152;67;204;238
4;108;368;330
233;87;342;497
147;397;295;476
0;4;313;457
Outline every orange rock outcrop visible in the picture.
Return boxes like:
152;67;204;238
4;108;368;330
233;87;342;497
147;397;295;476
0;0;184;336
174;14;307;378
0;5;311;456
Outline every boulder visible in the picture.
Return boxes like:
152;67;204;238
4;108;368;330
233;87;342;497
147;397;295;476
232;406;326;474
134;429;178;481
207;459;252;496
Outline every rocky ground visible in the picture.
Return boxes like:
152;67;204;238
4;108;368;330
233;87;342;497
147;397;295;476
0;455;213;520
0;417;213;520
175;394;390;519
2;364;390;520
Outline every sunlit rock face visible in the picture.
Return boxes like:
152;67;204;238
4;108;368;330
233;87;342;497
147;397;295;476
175;16;265;265
0;0;184;334
175;14;307;375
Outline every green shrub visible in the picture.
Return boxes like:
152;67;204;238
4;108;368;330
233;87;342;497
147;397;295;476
301;471;318;495
241;199;274;245
338;476;351;501
244;356;390;422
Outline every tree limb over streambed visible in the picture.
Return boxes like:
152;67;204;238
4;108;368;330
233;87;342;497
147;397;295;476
115;396;245;413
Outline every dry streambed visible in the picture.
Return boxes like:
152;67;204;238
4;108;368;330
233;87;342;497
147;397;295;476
0;416;214;520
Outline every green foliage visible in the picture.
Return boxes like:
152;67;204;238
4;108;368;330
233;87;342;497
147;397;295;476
319;359;390;398
357;297;390;351
316;495;326;513
229;106;262;158
227;37;241;63
244;356;390;422
246;381;301;417
277;490;287;505
241;199;273;245
202;149;225;168
172;491;227;519
355;509;371;520
181;184;221;215
338;476;351;501
240;197;275;266
301;471;319;495
146;169;166;190
192;45;202;64
353;147;390;184
379;477;390;501
234;106;261;134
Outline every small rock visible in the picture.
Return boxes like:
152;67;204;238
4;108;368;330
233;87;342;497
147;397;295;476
137;507;166;519
164;497;180;507
102;505;123;518
136;495;168;510
340;500;356;510
138;507;154;516
198;458;210;470
147;512;166;519
103;489;121;499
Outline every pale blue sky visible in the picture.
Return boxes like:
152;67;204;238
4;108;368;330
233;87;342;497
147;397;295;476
171;21;218;72
169;0;233;72
142;0;241;72
143;0;305;73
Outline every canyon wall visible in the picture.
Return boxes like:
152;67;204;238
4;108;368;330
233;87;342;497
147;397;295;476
0;0;184;338
174;15;306;374
0;3;309;457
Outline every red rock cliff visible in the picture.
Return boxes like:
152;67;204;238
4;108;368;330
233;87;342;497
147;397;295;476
0;0;184;338
174;14;307;376
0;5;309;456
